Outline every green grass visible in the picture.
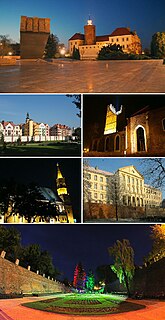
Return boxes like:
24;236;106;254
0;142;81;156
22;293;129;315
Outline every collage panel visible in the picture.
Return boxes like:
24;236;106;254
83;94;165;157
0;223;165;318
0;158;81;224
0;94;81;157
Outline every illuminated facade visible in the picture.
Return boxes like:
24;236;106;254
69;20;142;60
84;165;162;207
0;164;75;224
91;105;165;156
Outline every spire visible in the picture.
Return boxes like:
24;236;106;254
26;112;30;123
56;163;68;196
57;163;63;179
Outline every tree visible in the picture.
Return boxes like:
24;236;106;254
0;35;13;57
98;44;128;60
151;32;165;58
145;225;165;264
86;270;95;292
108;172;128;221
72;46;80;60
139;158;165;188
73;262;86;290
44;33;59;59
0;225;22;262
66;94;81;118
108;239;135;296
22;244;60;278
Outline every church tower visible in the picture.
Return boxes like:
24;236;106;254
84;17;96;45
26;112;30;123
56;163;74;223
104;104;123;135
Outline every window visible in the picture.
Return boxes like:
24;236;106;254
94;193;97;198
126;38;129;41
100;194;104;200
100;185;103;190
94;183;97;189
127;176;130;183
132;177;134;184
116;38;119;42
122;38;124;41
94;175;97;181
162;118;165;130
106;177;109;183
111;38;113;42
100;177;103;182
115;135;120;151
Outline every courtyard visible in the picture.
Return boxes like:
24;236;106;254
0;59;165;93
0;295;164;320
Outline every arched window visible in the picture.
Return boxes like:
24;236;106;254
136;127;146;151
115;135;120;151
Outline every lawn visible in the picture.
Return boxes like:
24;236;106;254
0;142;81;156
22;293;145;315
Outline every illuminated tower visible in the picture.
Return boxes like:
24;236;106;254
84;17;96;45
56;163;74;223
104;104;123;135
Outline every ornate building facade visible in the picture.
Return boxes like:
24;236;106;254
69;19;142;60
84;165;162;208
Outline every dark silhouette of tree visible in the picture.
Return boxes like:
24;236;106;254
72;46;80;60
139;158;165;188
66;94;81;117
44;33;59;58
0;225;22;262
151;32;165;58
98;44;128;60
108;239;135;296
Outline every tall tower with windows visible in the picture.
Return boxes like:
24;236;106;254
56;163;74;223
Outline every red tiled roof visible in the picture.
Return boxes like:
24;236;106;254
110;27;132;36
69;33;84;41
96;35;111;41
2;121;17;127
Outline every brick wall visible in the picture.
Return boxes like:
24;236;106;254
0;256;64;295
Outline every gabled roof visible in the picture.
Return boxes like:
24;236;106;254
110;27;132;36
96;35;111;42
69;33;84;41
2;121;18;127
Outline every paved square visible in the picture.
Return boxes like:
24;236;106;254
0;59;165;93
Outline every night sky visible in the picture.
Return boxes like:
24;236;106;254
5;224;154;281
0;158;81;222
83;94;165;147
0;0;165;48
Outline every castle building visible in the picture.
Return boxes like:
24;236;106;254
69;19;142;60
91;105;165;156
0;163;75;224
84;165;162;208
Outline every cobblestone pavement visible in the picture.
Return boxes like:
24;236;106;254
0;60;165;93
0;297;164;320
